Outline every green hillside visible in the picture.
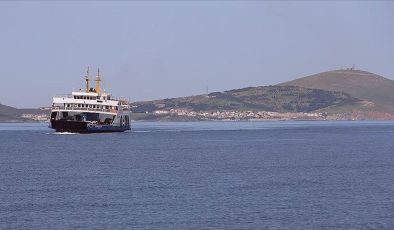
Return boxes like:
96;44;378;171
132;85;360;113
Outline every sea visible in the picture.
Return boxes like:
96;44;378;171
1;121;394;229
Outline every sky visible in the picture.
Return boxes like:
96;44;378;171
0;1;393;108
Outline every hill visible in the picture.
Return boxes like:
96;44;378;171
3;68;393;122
132;85;360;115
0;104;22;122
279;69;394;112
0;103;47;122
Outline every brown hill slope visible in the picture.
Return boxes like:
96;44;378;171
279;69;394;112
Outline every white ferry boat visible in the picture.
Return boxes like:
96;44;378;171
50;68;131;133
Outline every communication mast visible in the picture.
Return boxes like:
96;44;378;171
85;67;90;93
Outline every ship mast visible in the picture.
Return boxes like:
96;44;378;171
85;67;90;93
95;68;101;95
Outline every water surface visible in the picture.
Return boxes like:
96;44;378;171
1;121;394;229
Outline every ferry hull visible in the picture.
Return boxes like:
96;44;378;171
50;120;130;133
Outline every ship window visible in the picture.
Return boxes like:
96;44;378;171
106;106;109;109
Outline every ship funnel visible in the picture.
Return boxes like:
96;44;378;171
95;67;101;95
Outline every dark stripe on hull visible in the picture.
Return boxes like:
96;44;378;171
50;120;130;133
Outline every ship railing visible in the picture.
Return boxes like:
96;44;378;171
53;94;74;98
51;106;126;113
53;94;130;103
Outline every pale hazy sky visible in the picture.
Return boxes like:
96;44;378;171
0;1;393;108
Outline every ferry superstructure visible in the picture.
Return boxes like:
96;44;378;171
50;68;131;133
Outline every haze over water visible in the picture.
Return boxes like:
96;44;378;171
1;121;394;229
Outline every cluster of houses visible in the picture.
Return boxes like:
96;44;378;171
21;113;50;122
153;109;327;121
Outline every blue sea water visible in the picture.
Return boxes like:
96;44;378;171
1;121;394;229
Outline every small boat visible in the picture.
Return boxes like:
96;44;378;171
49;68;131;133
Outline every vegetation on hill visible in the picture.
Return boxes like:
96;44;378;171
132;85;360;113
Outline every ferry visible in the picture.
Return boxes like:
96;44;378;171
49;68;131;133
